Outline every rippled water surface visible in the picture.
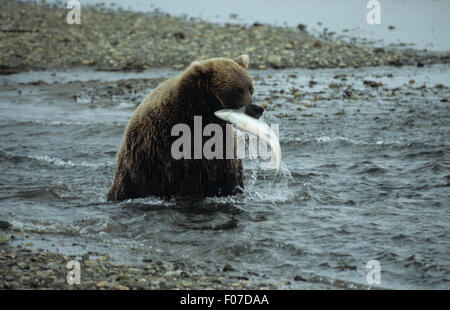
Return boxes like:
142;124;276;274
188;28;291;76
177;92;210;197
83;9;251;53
0;65;449;289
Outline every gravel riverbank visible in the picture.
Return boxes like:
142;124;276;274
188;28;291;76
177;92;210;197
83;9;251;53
1;227;280;290
1;0;449;74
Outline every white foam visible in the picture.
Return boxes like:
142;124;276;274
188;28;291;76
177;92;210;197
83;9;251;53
29;154;114;168
10;220;80;236
315;136;357;144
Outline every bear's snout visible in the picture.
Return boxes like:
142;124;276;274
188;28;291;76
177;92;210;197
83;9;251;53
245;104;264;119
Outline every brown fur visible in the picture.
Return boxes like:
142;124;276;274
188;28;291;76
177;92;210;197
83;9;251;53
106;55;258;201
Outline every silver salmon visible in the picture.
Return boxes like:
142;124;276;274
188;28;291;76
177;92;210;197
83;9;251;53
214;109;282;172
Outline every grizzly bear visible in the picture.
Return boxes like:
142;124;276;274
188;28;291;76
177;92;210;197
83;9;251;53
106;55;264;201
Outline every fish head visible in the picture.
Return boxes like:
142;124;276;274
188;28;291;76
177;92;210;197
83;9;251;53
244;104;264;119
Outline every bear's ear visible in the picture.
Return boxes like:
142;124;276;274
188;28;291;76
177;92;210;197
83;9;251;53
187;61;209;81
234;55;249;69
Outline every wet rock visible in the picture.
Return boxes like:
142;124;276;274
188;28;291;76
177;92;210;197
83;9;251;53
363;80;383;88
267;55;284;69
328;83;342;89
309;80;318;87
313;40;322;48
173;32;185;40
223;264;236;272
115;284;130;290
96;280;110;288
0;234;10;244
117;274;131;281
97;254;111;262
294;275;307;282
0;221;12;231
297;24;307;32
135;278;147;288
36;270;54;278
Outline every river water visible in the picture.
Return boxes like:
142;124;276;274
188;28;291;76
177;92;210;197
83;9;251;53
1;64;449;289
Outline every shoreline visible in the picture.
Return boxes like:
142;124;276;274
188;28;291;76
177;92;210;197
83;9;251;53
0;237;276;290
1;229;379;290
1;0;449;74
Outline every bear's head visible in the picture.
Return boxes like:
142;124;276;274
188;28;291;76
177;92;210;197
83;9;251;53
183;55;264;119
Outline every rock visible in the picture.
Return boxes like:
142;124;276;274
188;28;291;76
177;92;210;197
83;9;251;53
363;80;383;88
2;281;18;289
117;274;131;281
97;254;110;262
231;282;243;288
115;284;130;290
96;280;110;288
135;278;147;288
223;264;235;272
328;83;341;89
36;270;54;278
338;61;347;68
294;275;307;282
297;24;307;32
0;234;10;244
267;55;284;69
173;32;185;40
0;221;12;231
173;64;184;70
309;80;318;87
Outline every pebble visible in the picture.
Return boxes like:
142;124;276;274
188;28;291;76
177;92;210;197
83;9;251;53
96;280;112;288
0;234;10;244
115;284;130;290
2;0;441;73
